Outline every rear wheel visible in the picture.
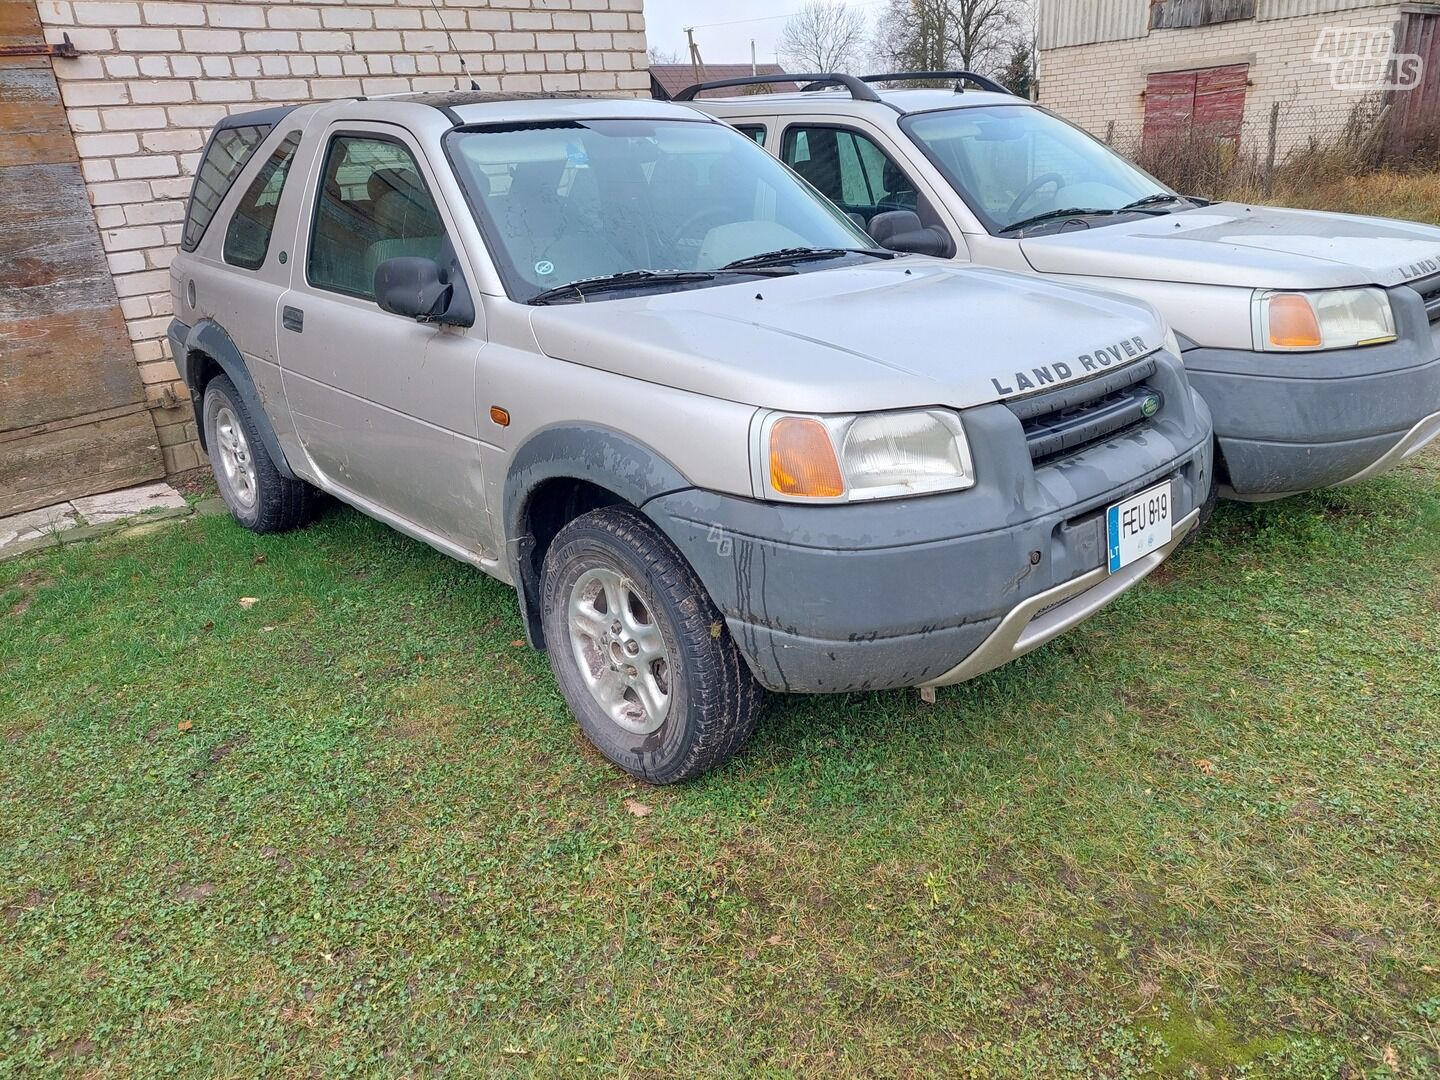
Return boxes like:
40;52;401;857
541;505;763;784
202;375;313;534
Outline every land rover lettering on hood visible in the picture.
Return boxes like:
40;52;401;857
167;92;1213;783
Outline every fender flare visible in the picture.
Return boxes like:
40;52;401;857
174;317;297;480
503;424;691;647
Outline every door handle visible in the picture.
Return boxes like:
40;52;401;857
282;306;304;333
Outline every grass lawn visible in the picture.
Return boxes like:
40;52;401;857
2;448;1438;1078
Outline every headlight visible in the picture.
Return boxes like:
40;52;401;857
1253;288;1396;351
757;409;975;502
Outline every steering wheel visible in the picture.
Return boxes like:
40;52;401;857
1005;173;1065;222
665;206;734;253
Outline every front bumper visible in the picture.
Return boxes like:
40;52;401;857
645;355;1213;694
1184;287;1440;500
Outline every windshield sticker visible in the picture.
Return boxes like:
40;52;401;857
535;260;555;277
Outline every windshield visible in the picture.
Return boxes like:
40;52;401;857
901;105;1175;233
445;118;874;301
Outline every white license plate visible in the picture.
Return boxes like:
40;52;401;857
1107;482;1173;573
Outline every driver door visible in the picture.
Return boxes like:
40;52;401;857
278;123;494;557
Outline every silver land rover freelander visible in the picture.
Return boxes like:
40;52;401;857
688;73;1440;501
169;92;1213;783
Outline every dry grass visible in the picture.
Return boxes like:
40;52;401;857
1122;99;1440;223
1248;169;1440;223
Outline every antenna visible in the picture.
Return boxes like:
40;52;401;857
425;0;481;91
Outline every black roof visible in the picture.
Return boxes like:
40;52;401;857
213;104;297;130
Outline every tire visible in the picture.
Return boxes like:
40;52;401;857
540;505;763;784
202;375;314;534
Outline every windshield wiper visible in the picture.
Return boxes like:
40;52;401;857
1122;193;1194;211
1000;197;1190;235
721;246;896;270
998;207;1121;235
529;266;794;305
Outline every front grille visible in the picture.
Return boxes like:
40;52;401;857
1414;273;1440;323
1006;358;1160;464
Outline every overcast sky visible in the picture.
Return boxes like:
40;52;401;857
643;0;890;68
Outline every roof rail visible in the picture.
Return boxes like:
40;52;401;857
859;71;1015;95
673;73;883;103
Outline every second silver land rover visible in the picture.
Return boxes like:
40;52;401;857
169;92;1213;782
690;72;1440;501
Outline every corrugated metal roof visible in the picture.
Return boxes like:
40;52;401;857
1037;0;1149;50
1038;0;1401;48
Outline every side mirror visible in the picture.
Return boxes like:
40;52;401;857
374;257;468;325
868;210;952;258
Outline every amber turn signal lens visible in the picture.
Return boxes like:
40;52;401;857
769;417;845;498
489;406;510;427
1268;294;1323;348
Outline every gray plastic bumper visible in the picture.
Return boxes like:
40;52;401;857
921;505;1199;688
645;358;1213;694
1183;288;1440;500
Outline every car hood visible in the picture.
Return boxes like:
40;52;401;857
528;260;1168;413
1020;203;1440;290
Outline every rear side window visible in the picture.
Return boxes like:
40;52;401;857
182;123;271;251
735;124;767;145
308;135;446;301
223;132;301;271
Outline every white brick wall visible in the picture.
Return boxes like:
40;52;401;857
36;0;650;474
1038;8;1403;160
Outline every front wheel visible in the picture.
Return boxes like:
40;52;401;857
541;505;763;784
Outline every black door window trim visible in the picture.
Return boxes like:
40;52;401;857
303;128;464;306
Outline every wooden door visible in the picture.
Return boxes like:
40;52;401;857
0;0;163;516
1386;12;1439;165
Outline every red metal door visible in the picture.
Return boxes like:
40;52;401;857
1144;64;1249;150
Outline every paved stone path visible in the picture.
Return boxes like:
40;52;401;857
0;483;190;558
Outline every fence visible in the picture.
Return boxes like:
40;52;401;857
1088;97;1434;198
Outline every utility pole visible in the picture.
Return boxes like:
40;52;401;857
751;39;757;75
685;27;705;85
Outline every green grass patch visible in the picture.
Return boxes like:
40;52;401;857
2;450;1438;1077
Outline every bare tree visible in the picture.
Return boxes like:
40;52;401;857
779;2;869;73
947;0;1025;71
874;0;948;75
873;0;1030;78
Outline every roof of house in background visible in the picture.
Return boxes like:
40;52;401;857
649;64;799;99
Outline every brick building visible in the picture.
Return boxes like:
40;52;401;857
1036;0;1439;156
1;0;647;516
